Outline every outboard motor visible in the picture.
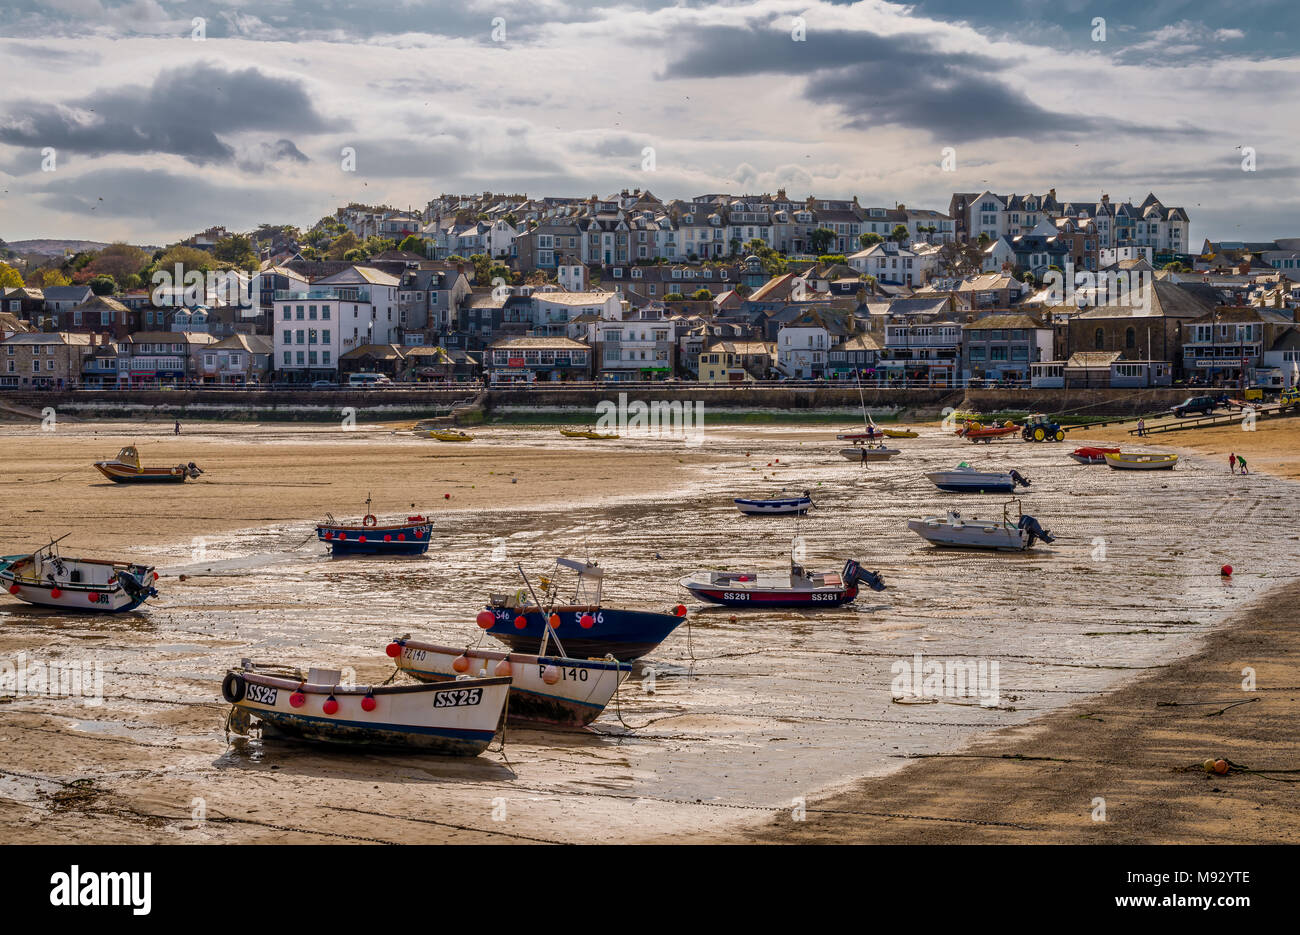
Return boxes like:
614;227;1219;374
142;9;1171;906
187;462;204;478
117;569;158;602
1009;469;1031;488
1018;514;1055;546
843;560;887;592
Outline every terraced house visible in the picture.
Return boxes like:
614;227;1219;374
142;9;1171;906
0;331;92;388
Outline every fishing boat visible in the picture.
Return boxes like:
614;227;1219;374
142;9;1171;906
560;429;619;440
734;490;813;515
482;558;686;661
956;421;1021;443
883;429;919;439
93;445;202;483
907;500;1055;551
1069;446;1121;465
390;637;633;729
0;535;158;612
1104;452;1179;471
925;463;1031;494
839;442;901;462
427;429;475;442
221;660;509;755
316;495;433;555
680;548;885;607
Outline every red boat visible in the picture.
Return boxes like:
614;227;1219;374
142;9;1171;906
1069;446;1121;465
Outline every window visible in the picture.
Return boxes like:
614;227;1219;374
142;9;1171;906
296;306;305;319
1125;327;1136;349
1094;328;1104;350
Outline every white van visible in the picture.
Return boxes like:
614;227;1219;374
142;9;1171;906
347;372;393;388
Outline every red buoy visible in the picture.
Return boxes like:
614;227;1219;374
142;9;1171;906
398;533;405;541
322;696;339;715
548;613;561;629
7;584;19;595
384;534;392;542
358;535;367;543
290;692;306;708
88;592;99;603
385;642;403;658
323;531;332;539
514;615;527;630
579;613;594;629
1221;564;1233;577
673;604;687;617
444;493;451;499
476;610;495;629
50;588;62;599
361;695;377;712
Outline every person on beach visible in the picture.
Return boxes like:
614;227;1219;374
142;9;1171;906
174;420;181;435
1229;452;1237;474
1238;455;1249;475
1137;418;1145;437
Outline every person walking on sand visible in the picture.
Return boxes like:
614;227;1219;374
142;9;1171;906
1229;452;1237;474
174;420;181;436
1137;417;1145;437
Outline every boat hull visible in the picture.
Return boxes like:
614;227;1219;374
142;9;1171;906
484;605;683;662
907;519;1028;551
94;463;189;483
394;640;631;729
229;671;509;755
734;497;812;515
1070;447;1120;465
925;471;1020;494
840;447;900;461
682;583;859;607
317;522;432;555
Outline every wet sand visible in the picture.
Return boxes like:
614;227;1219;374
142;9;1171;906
0;416;1297;844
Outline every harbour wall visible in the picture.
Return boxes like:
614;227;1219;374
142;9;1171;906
0;386;1200;423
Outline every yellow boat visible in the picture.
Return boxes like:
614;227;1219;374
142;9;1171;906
427;430;475;442
560;429;619;440
883;429;918;439
1103;452;1178;471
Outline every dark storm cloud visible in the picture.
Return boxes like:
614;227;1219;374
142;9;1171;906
0;62;333;169
665;25;1119;141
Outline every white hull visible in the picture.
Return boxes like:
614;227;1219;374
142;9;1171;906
840;447;900;461
395;641;630;729
907;517;1029;551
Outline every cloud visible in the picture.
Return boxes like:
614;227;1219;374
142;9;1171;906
0;61;333;169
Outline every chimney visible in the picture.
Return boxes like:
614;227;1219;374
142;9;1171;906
1100;194;1110;205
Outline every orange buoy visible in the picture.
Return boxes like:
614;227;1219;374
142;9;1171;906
541;666;561;685
494;659;512;677
452;654;471;673
548;613;561;629
476;610;495;629
579;613;594;629
513;615;527;630
385;642;403;658
1213;759;1230;775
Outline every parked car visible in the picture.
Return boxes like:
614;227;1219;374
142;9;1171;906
1171;394;1229;418
310;380;337;389
346;373;393;388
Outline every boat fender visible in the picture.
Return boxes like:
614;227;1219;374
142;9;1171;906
221;672;247;704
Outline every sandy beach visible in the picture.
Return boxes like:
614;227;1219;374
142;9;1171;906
0;414;1297;844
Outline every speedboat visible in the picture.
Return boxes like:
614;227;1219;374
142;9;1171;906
734;491;813;515
925;463;1031;494
390;637;633;729
0;535;158;612
1104;452;1178;471
93;445;202;483
1070;446;1120;465
907;500;1054;551
680;545;885;608
222;660;509;756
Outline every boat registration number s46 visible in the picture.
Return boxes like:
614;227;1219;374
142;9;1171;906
245;683;278;705
434;688;482;708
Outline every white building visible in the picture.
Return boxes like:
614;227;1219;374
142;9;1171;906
776;315;831;378
273;266;399;382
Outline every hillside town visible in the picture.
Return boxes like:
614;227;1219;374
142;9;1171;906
3;187;1299;391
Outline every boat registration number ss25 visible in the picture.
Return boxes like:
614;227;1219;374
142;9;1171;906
245;683;278;705
434;688;482;708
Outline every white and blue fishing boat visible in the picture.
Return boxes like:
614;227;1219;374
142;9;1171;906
222;660;509;755
0;535;158;613
925;463;1031;494
316;494;432;556
391;637;633;729
482;558;686;662
734;490;814;516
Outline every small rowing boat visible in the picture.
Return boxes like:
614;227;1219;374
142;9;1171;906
1070;446;1120;465
1104;452;1178;471
427;429;475;442
907;500;1054;551
93;445;202;483
482;558;686;661
925;463;1031;494
680;547;885;608
734;490;813;515
222;661;509;755
560;429;619;440
0;535;158;612
840;442;901;462
391;637;633;729
316;495;432;555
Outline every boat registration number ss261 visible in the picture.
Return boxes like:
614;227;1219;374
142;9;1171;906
434;688;482;708
245;683;278;705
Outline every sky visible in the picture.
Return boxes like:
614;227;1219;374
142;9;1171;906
1;0;1297;248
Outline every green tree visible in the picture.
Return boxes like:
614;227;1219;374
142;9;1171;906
818;254;848;266
691;288;712;300
88;275;117;295
808;228;836;254
0;262;23;289
213;234;258;269
398;234;425;254
858;232;884;249
890;224;910;245
664;292;686;301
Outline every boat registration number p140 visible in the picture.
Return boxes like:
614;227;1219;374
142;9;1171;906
434;688;482;708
